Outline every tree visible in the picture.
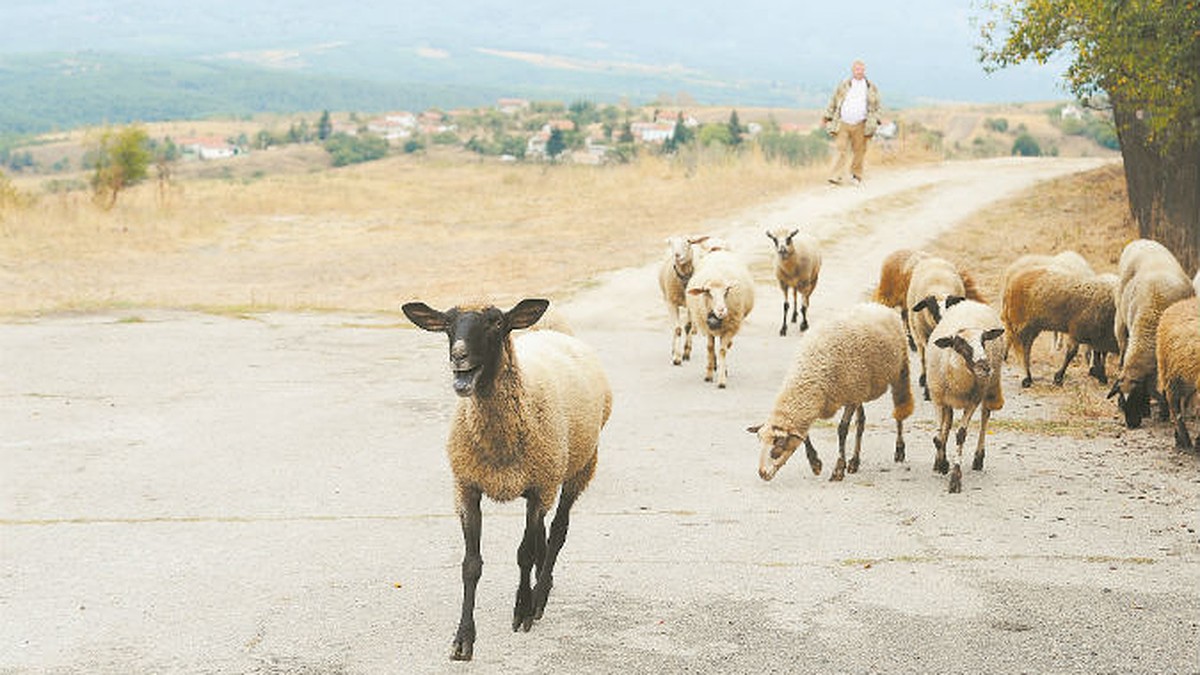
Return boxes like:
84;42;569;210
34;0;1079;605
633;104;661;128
978;0;1200;270
545;128;566;161
88;125;152;209
727;110;744;146
317;110;333;141
324;132;388;167
1011;133;1042;156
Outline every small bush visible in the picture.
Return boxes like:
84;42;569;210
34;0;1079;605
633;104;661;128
324;132;388;167
1011;133;1042;157
756;130;830;166
984;117;1009;133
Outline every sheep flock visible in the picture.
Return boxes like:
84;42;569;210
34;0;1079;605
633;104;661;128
407;234;1198;661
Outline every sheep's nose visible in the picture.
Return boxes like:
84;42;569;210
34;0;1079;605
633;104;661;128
451;340;468;362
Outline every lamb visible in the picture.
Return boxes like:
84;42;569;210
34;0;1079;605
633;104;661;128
749;302;913;482
657;235;709;365
1156;297;1200;449
686;249;755;388
1108;268;1196;428
766;226;821;336
925;299;1006;494
401;298;612;661
906;256;968;399
1001;267;1119;387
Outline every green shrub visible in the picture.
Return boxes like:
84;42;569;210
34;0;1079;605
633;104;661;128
1011;133;1042;157
324;132;388;167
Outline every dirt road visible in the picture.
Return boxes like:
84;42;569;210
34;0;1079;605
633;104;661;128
2;157;1197;673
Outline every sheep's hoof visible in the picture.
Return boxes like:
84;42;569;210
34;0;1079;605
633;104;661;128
972;453;985;471
933;456;949;475
830;457;846;481
948;466;962;493
894;441;906;462
808;458;823;476
847;456;860;473
779;326;787;337
1176;429;1194;450
1052;372;1065;386
513;590;536;633
800;320;809;331
1021;376;1033;388
672;357;682;366
450;631;475;661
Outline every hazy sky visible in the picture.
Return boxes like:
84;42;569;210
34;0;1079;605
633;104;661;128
5;0;1071;104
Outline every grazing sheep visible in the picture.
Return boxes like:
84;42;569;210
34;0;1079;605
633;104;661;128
1001;267;1119;387
1108;268;1196;428
1115;239;1189;362
907;256;968;399
658;235;709;365
925;299;1006;494
874;248;929;350
686;250;755;388
401;298;612;661
1157;297;1200;449
766;227;822;336
749;302;913;482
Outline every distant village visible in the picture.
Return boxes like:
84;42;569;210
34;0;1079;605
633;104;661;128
172;97;803;166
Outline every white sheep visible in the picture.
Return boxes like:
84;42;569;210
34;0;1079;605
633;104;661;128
1156;297;1200;449
1001;267;1119;387
925;299;1006;494
401;298;612;661
1115;239;1189;362
1109;254;1195;428
1000;250;1096;353
657;235;708;365
749;302;913;482
765;226;821;336
906;256;968;399
686;249;755;388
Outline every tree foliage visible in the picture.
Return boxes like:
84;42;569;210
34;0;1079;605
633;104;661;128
323;132;388;167
88;125;152;209
977;0;1198;148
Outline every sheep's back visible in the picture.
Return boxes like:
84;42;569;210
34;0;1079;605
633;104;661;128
1156;297;1200;397
782;303;906;417
874;249;927;307
1118;270;1195;386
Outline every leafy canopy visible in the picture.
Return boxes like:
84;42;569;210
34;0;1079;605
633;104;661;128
976;0;1199;144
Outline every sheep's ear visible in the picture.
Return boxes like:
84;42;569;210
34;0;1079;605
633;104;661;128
945;295;966;309
688;287;707;296
746;424;762;434
765;231;777;243
933;336;954;349
912;297;931;313
688;235;710;245
506;299;550;330
982;328;1005;343
787;228;799;240
402;302;449;332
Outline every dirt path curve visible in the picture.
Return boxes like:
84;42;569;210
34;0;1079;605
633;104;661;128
3;157;1198;674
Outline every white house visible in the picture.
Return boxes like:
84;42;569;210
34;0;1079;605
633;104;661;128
177;136;238;160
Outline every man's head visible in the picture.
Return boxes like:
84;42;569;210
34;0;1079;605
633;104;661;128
851;60;866;80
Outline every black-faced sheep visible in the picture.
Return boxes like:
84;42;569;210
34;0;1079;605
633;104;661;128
765;227;821;336
1109;267;1195;428
401;298;612;661
925;299;1005;494
1115;239;1189;363
874;248;929;350
1156;297;1200;449
907;256;971;399
748;302;912;482
686;249;755;388
657;235;708;365
1001;267;1119;387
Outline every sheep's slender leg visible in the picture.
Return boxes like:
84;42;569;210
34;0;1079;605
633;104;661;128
1019;331;1036;388
973;407;990;470
451;488;483;661
1088;349;1107;384
513;493;547;633
933;406;952;475
804;437;823;475
779;284;790;336
1053;340;1080;386
950;402;979;493
831;404;854;481
902;309;917;352
847;404;866;473
798;289;809;331
682;312;694;362
1168;388;1194;449
894;416;906;462
533;488;578;620
716;336;731;389
704;334;716;382
791;287;800;324
671;307;684;365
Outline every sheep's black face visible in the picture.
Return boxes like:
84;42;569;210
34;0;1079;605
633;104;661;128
445;307;507;398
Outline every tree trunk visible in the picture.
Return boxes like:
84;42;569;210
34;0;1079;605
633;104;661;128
1113;102;1200;275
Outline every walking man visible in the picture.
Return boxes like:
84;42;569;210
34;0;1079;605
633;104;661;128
824;60;882;185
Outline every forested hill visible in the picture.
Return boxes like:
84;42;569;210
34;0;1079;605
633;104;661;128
0;52;515;135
